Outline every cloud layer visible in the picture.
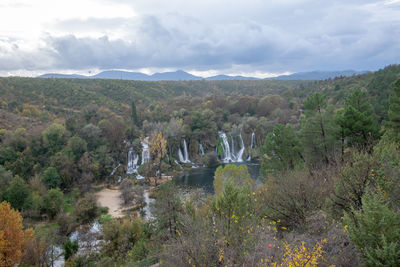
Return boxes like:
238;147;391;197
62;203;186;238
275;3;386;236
0;0;400;76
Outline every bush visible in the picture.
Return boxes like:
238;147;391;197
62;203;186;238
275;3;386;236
102;217;144;258
74;194;98;224
344;191;400;266
63;238;78;261
127;239;150;262
258;169;330;230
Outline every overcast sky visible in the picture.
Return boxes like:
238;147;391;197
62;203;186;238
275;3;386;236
1;0;399;77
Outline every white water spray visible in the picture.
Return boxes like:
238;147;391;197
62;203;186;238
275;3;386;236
141;137;150;165
218;131;245;163
247;132;256;161
179;139;191;163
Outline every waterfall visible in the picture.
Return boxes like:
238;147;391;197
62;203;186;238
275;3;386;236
183;139;190;162
179;139;191;163
219;131;246;163
126;147;144;179
141;137;150;165
237;133;245;162
178;148;185;162
126;148;139;174
247;132;256;161
110;163;121;176
251;132;256;149
219;131;233;163
199;143;205;156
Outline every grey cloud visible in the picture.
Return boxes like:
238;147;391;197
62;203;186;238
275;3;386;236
1;0;400;73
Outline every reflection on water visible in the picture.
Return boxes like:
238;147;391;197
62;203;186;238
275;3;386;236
174;162;260;193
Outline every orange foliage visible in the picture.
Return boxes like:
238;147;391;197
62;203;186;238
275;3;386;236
0;201;34;267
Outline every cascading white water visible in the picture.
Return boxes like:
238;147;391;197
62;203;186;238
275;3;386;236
141;137;150;165
179;139;191;163
126;148;139;175
250;132;256;149
231;135;235;160
219;131;245;163
199;143;205;156
110;163;121;176
236;133;245;162
178;148;185;162
183;139;190;162
126;147;144;179
247;132;256;161
219;131;233;163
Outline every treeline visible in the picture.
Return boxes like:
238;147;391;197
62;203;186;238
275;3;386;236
0;65;400;266
50;77;399;266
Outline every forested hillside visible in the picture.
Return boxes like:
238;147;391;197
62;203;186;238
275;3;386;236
0;64;399;266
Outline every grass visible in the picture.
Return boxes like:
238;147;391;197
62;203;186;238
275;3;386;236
64;195;73;213
99;214;113;223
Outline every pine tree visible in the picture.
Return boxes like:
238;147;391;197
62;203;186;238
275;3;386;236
336;88;380;150
344;191;400;266
131;101;140;126
388;78;400;140
261;123;303;174
301;93;338;165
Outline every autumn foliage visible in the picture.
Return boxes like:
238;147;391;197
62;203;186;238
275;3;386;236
0;201;34;267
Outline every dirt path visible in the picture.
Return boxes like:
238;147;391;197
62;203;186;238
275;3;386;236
96;187;124;218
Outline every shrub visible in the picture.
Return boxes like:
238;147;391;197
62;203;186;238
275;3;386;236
344;191;400;266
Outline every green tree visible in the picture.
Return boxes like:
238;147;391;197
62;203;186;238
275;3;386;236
212;181;253;248
79;123;103;151
344;191;400;266
336;88;380;150
42;167;62;189
102;217;144;258
301;93;338;165
67;135;87;161
388;78;400;140
261;123;303;174
42;123;67;154
4;176;31;211
74;194;98;224
63;238;78;261
43;188;64;218
213;164;252;195
0;166;13;201
131;101;140;126
153;182;182;239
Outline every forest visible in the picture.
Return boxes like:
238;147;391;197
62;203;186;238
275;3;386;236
0;64;400;266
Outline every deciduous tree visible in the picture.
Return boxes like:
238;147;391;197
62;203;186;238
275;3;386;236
0;201;34;267
149;132;167;182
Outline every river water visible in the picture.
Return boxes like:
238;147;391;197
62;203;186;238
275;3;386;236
174;162;260;193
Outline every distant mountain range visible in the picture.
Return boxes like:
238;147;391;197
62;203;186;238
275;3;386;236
38;69;369;81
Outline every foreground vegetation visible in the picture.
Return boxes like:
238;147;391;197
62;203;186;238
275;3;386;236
0;65;399;266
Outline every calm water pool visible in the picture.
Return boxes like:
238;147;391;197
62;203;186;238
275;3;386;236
174;162;260;193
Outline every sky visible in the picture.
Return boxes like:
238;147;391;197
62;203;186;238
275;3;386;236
0;0;400;78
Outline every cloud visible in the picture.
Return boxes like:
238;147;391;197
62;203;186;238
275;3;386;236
0;0;400;75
